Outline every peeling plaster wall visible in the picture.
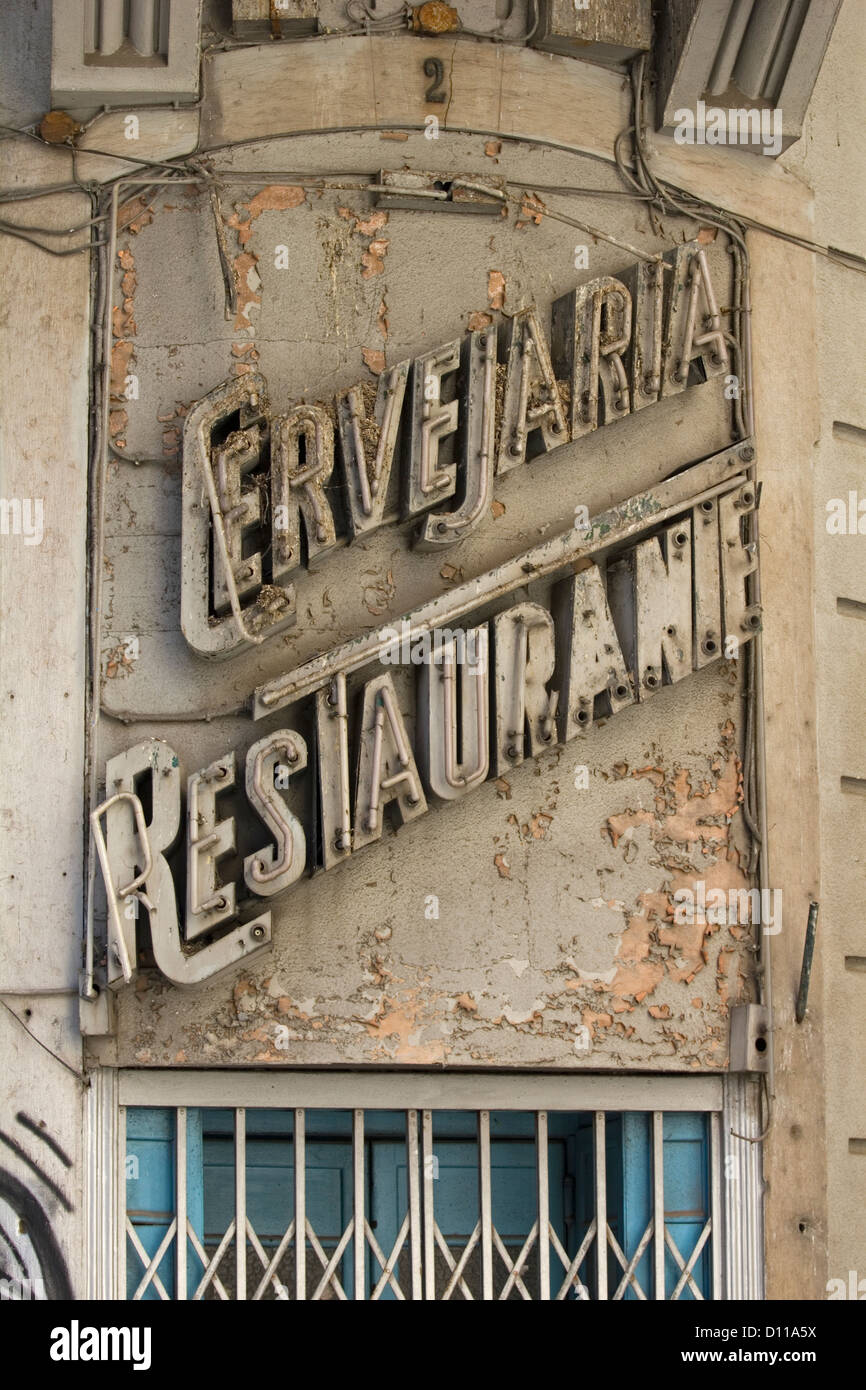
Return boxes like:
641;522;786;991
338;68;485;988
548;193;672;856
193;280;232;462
85;124;760;1071
100;707;753;1070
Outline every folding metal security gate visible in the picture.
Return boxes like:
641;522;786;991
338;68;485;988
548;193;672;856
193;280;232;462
107;1072;745;1302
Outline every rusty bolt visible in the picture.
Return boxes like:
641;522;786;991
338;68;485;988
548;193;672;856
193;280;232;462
740;445;755;463
39;110;82;144
412;1;459;31
251;924;266;940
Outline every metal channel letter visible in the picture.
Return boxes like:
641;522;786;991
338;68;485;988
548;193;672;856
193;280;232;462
551;277;632;439
314;674;353;871
627;258;664;411
719;484;762;649
613;517;695;701
103;740;272;989
181;373;296;659
405;341;461;518
271;404;338;579
211;422;265;614
243;731;308;897
693;496;723;668
336;360;410;540
553;566;634;739
493;602;558;776
353;675;428;850
415;327;497;549
419;626;490;800
90;789;153;986
186;752;237;940
497;307;568;473
661;242;729;397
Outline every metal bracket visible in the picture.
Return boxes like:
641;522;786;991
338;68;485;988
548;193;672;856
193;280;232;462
795;901;819;1023
729;1004;770;1073
372;170;507;216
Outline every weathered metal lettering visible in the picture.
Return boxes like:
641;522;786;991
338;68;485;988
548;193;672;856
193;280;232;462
608;518;694;699
315;674;353;869
181;373;296;659
186;753;237;937
627;258;664;412
419;626;490;799
336;360;410;541
552;276;632;439
416;328;496;549
99;739;272;989
554;566;635;738
406;341;461;517
661;242;729;395
272;404;338;579
244;732;308;897
493;602;558;775
180;249;732;660
496;307;568;473
353;674;428;849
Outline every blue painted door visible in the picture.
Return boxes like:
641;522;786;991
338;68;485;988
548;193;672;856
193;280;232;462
125;1107;205;1300
125;1106;711;1299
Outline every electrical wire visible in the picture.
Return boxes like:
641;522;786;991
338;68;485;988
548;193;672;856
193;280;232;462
614;52;774;1099
344;0;409;31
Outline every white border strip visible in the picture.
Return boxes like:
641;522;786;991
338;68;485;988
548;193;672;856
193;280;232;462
118;1069;722;1112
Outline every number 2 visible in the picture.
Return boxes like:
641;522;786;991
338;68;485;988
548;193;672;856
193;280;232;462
423;57;446;104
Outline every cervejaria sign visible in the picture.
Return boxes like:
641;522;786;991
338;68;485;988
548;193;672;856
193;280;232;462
93;240;759;989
